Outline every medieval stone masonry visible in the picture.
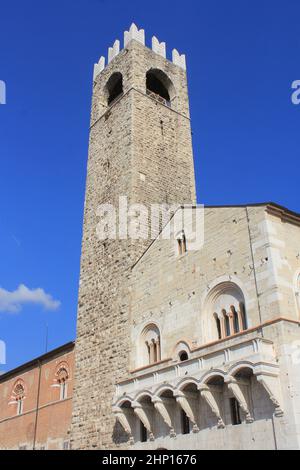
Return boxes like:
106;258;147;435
0;24;300;450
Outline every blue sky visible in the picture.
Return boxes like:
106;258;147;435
0;0;299;372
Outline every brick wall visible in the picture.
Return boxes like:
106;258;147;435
0;342;74;450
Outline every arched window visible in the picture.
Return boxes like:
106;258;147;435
13;381;25;415
231;306;240;333
146;69;174;107
140;324;161;366
106;72;123;106
180;409;190;434
208;282;248;341
56;365;69;400
214;313;222;340
230;397;242;425
239;302;247;330
179;351;189;362
173;341;191;363
223;309;231;337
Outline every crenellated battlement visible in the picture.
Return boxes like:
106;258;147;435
93;23;186;80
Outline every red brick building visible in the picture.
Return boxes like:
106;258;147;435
0;342;74;450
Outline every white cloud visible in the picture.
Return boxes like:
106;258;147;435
0;284;61;313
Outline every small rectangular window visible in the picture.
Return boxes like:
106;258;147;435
181;409;190;435
230;397;241;425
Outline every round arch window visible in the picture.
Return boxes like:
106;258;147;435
146;69;175;107
179;351;189;362
106;72;123;105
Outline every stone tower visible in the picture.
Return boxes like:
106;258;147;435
71;24;196;449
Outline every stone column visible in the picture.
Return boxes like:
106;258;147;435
220;315;226;339
237;307;244;332
156;338;161;362
149;341;155;364
227;311;234;336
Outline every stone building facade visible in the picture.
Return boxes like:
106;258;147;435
70;24;300;450
115;203;300;450
0;342;74;450
0;24;300;450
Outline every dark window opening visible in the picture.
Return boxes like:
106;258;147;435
215;316;222;339
107;72;123;106
232;307;239;333
140;421;147;442
240;302;247;330
224;311;230;337
230;397;242;425
146;71;171;106
177;233;187;256
179;351;188;362
181;409;190;435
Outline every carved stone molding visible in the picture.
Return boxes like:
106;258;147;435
132;401;154;441
112;406;134;445
152;396;176;437
225;376;254;423
198;384;225;429
255;374;284;417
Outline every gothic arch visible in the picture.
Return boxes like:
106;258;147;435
11;379;26;415
54;361;70;401
11;379;26;399
55;361;70;382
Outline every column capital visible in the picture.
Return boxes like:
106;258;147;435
174;390;185;399
224;375;236;384
151;396;162;404
131;400;142;409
